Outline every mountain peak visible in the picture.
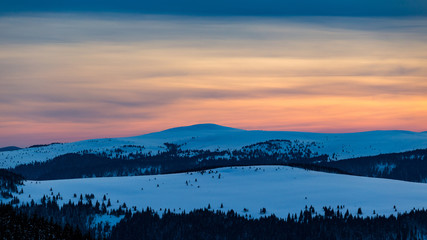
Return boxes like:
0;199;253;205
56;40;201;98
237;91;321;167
162;123;242;132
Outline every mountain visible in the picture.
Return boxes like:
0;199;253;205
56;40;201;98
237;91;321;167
1;124;427;169
0;146;21;152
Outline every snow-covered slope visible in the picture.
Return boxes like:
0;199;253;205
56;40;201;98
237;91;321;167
1;123;427;168
14;166;427;219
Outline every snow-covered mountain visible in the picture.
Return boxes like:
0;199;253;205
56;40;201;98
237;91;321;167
2;124;427;236
1;123;427;168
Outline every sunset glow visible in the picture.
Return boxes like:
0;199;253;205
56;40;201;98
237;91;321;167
1;15;426;146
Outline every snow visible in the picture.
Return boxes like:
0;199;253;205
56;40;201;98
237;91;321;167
1;123;427;168
12;166;427;221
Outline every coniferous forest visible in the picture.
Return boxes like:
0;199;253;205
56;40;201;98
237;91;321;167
2;202;427;240
0;204;92;240
11;146;427;183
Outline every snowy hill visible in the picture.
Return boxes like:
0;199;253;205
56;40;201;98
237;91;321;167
13;166;427;221
1;123;427;168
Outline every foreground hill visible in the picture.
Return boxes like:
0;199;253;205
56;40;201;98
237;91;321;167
1;124;427;168
14;166;427;220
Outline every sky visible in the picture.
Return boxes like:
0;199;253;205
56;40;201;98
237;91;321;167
1;2;427;147
1;0;427;16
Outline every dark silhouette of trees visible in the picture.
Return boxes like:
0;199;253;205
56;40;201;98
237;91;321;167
323;148;427;182
0;169;24;198
111;207;427;240
0;203;92;240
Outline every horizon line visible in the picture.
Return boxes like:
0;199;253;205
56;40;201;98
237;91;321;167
2;123;426;148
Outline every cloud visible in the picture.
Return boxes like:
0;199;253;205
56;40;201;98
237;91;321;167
0;0;427;16
1;15;427;146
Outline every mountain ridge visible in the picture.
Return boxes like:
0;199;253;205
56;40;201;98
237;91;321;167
0;146;21;152
1;123;427;169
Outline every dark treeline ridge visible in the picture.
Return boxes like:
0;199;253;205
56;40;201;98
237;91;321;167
0;203;92;240
12;192;130;239
12;153;155;180
322;149;427;183
11;141;330;180
10;141;427;183
28;142;62;149
183;162;351;176
0;146;21;152
111;207;427;240
0;168;24;198
12;152;338;180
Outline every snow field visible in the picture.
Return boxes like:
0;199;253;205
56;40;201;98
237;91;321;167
17;166;427;220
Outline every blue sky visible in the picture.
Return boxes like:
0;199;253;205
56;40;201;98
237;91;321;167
1;0;427;16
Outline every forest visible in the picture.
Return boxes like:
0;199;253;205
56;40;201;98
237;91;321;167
11;142;427;184
2;200;427;240
322;149;427;182
10;141;330;180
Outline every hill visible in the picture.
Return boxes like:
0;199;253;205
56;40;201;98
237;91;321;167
13;166;427;220
1;124;427;169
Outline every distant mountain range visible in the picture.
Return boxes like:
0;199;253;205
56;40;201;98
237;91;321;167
1;124;427;183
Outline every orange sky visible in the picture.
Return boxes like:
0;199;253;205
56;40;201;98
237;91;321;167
1;15;426;146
